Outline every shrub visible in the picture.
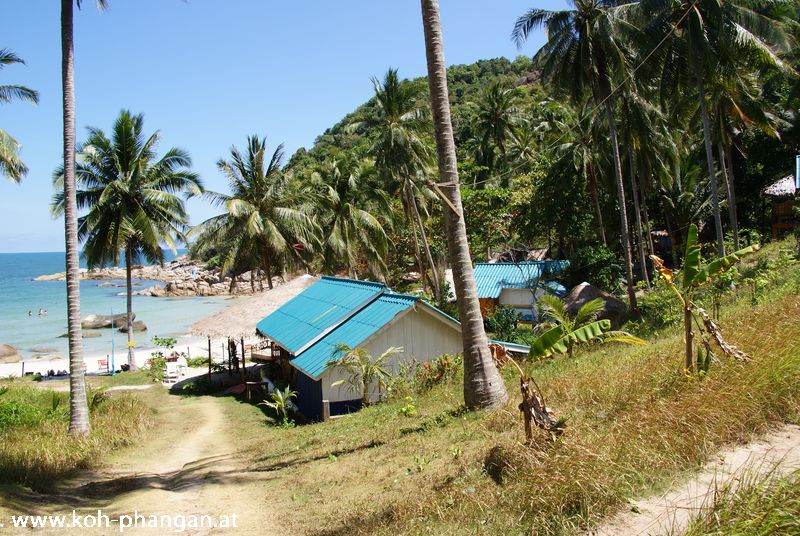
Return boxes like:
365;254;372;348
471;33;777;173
485;306;520;342
415;354;462;391
563;244;624;292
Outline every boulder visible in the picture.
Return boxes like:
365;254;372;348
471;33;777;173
81;312;135;329
564;282;627;329
0;344;21;364
118;320;148;333
28;346;58;353
59;330;102;338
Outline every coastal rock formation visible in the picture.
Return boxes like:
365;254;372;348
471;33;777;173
59;331;102;338
118;320;148;333
81;312;135;329
564;282;627;329
35;254;278;297
0;344;21;364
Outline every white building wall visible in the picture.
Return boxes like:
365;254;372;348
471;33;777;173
320;306;462;404
498;288;545;321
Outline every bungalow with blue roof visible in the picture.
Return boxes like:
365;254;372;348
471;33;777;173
256;276;527;421
473;261;569;322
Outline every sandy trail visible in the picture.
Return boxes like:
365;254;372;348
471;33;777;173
591;423;800;536
5;394;272;535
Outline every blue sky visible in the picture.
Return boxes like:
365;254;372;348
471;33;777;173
0;0;562;253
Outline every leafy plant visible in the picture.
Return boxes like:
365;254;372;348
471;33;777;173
650;223;759;373
485;306;521;342
398;397;417;417
531;295;644;359
415;354;462;391
327;345;402;406
259;386;297;425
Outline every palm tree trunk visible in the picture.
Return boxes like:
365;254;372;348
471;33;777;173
627;147;650;288
640;175;655;256
265;256;273;290
125;247;137;370
603;99;639;315
421;0;508;410
405;184;429;292
408;186;441;301
587;166;607;246
722;142;739;250
697;76;725;257
62;0;90;435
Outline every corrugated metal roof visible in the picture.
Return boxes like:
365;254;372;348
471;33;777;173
255;276;384;354
474;261;569;299
291;292;417;379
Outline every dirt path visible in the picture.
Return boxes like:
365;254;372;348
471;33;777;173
591;424;800;536
5;393;272;535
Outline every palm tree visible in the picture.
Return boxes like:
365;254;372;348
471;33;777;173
472;81;520;187
61;0;108;436
643;0;792;256
327;344;402;406
0;49;39;183
312;156;390;279
193;136;317;290
365;69;440;299
513;0;641;315
420;0;509;410
52;110;202;369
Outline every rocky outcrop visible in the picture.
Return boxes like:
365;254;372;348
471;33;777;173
36;255;278;297
564;282;628;329
59;331;102;338
0;344;21;364
81;313;134;329
117;320;148;333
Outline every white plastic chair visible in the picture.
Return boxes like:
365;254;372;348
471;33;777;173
164;361;181;383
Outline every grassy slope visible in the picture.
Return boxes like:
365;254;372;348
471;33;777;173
214;240;800;535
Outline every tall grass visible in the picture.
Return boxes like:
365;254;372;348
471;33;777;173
684;468;800;535
0;385;152;490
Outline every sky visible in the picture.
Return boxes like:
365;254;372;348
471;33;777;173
0;0;564;253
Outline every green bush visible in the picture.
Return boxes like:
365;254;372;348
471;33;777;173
485;305;521;342
563;244;624;292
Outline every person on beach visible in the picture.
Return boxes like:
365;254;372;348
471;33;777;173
28;310;32;317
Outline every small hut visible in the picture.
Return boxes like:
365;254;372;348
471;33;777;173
255;276;527;420
473;261;568;321
762;156;800;239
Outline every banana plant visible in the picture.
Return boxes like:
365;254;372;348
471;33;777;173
529;295;644;359
650;223;759;374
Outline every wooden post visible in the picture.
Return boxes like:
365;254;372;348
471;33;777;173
240;337;246;382
322;400;331;422
207;336;212;384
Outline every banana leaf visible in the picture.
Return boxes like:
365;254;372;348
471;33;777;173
683;224;701;288
529;324;567;358
555;320;612;352
691;244;760;288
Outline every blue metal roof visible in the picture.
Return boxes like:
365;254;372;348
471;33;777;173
291;292;417;378
473;261;569;299
255;276;385;354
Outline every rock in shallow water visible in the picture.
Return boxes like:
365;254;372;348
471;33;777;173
81;312;135;329
117;320;148;333
0;344;21;364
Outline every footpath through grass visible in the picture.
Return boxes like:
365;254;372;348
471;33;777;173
216;240;800;535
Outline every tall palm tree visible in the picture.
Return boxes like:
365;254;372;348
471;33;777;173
61;0;108;436
0;49;39;183
513;0;640;315
52;110;202;369
420;0;509;410
472;81;520;187
193;136;317;290
312;156;390;278
643;0;791;256
364;69;440;299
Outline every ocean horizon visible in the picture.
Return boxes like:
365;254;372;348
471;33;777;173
0;250;228;363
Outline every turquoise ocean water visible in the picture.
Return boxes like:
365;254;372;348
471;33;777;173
0;251;228;361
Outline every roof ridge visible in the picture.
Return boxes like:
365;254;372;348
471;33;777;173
319;275;387;288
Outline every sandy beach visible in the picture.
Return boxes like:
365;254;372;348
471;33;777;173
0;274;317;379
